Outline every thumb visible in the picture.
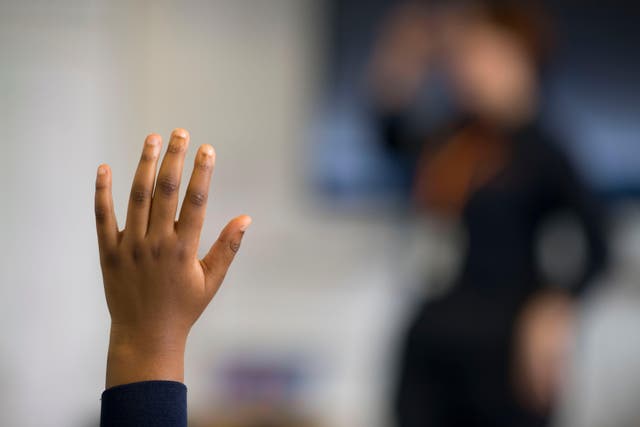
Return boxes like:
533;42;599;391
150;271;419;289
200;215;252;295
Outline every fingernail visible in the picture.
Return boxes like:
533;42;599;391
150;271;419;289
97;165;107;175
172;128;189;140
202;145;214;156
146;134;160;146
239;216;252;232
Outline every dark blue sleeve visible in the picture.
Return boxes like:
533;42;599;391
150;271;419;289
100;381;187;427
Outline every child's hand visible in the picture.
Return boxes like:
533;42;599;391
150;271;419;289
94;129;251;388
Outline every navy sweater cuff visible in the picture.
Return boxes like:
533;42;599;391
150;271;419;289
100;381;187;427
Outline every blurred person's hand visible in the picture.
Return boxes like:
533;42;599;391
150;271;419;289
513;290;575;413
94;129;251;388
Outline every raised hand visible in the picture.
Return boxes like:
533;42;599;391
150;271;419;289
94;129;251;388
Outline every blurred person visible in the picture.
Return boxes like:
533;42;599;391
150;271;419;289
95;129;251;427
368;1;608;426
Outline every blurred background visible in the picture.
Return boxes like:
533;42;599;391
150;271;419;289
0;0;639;426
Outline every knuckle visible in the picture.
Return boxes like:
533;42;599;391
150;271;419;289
168;141;186;154
195;157;213;172
130;242;144;263
95;205;108;223
101;250;120;268
229;239;241;254
150;241;162;260
140;150;158;163
175;242;189;262
188;191;207;207
130;186;150;205
157;175;178;197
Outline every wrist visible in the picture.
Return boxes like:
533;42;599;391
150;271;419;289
106;324;188;389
